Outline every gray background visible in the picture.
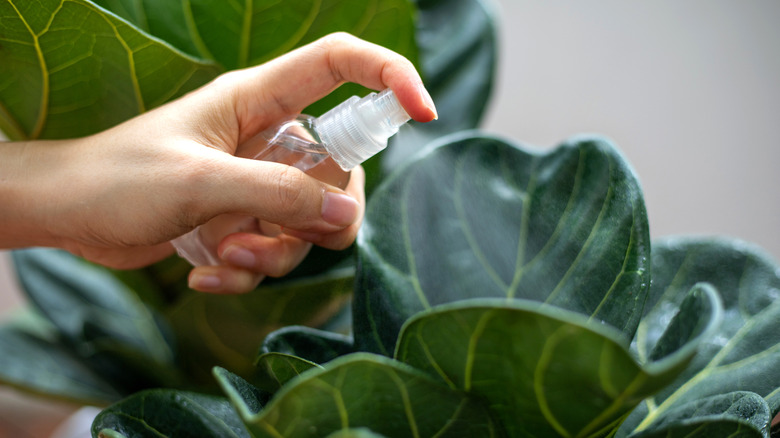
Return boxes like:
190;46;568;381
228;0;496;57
482;0;780;261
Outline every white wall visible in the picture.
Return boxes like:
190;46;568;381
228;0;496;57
482;0;780;261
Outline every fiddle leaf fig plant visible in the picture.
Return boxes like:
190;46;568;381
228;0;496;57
90;134;779;437
1;1;778;437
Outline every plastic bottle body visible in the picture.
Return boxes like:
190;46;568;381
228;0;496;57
171;115;349;266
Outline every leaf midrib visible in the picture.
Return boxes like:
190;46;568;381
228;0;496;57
7;0;50;139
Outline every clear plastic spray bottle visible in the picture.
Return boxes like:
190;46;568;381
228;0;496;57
171;89;411;266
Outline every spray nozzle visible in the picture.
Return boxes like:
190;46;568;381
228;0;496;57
315;89;410;171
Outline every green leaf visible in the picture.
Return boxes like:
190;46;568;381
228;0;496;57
622;237;780;437
166;267;353;386
0;325;121;404
236;353;497;438
395;289;720;438
0;0;221;140
214;366;270;417
12;248;178;391
629;392;770;438
253;352;320;395
91;0;419;119
355;133;651;354
252;325;353;395
90;0;204;58
260;325;354;361
92;389;250;438
96;0;416;76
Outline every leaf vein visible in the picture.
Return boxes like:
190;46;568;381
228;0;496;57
452;148;508;291
7;0;49;138
545;148;614;305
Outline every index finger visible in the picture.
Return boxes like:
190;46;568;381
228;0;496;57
224;33;438;140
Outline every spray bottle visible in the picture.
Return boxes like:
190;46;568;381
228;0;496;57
171;89;411;266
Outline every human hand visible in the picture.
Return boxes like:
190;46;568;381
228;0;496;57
0;33;436;293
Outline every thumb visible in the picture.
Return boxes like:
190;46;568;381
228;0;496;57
198;155;361;233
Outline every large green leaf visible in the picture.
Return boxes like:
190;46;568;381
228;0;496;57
12;248;178;391
93;0;417;71
88;0;202;59
620;237;780;437
89;0;418;119
92;389;250;438
355;133;650;354
395;287;721;438
0;0;221;140
218;353;498;438
0;324;121;404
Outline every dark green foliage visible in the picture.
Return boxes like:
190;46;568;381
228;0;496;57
1;1;777;437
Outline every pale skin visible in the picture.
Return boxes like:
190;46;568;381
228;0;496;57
0;33;437;294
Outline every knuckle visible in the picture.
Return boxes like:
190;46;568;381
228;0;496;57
208;70;242;91
267;261;293;278
176;157;221;227
271;165;312;219
319;32;356;47
267;244;312;278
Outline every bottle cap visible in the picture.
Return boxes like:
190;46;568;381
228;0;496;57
315;89;410;170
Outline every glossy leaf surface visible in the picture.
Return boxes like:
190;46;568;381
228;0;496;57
621;237;780;437
0;0;220;140
395;288;721;438
92;389;250;438
355;133;651;354
222;353;497;438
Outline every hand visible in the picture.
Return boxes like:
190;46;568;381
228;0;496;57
0;33;437;293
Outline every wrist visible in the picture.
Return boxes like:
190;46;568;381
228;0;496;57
0;138;85;249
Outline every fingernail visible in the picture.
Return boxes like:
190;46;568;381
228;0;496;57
322;191;360;227
189;273;221;290
222;246;256;269
418;82;438;120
